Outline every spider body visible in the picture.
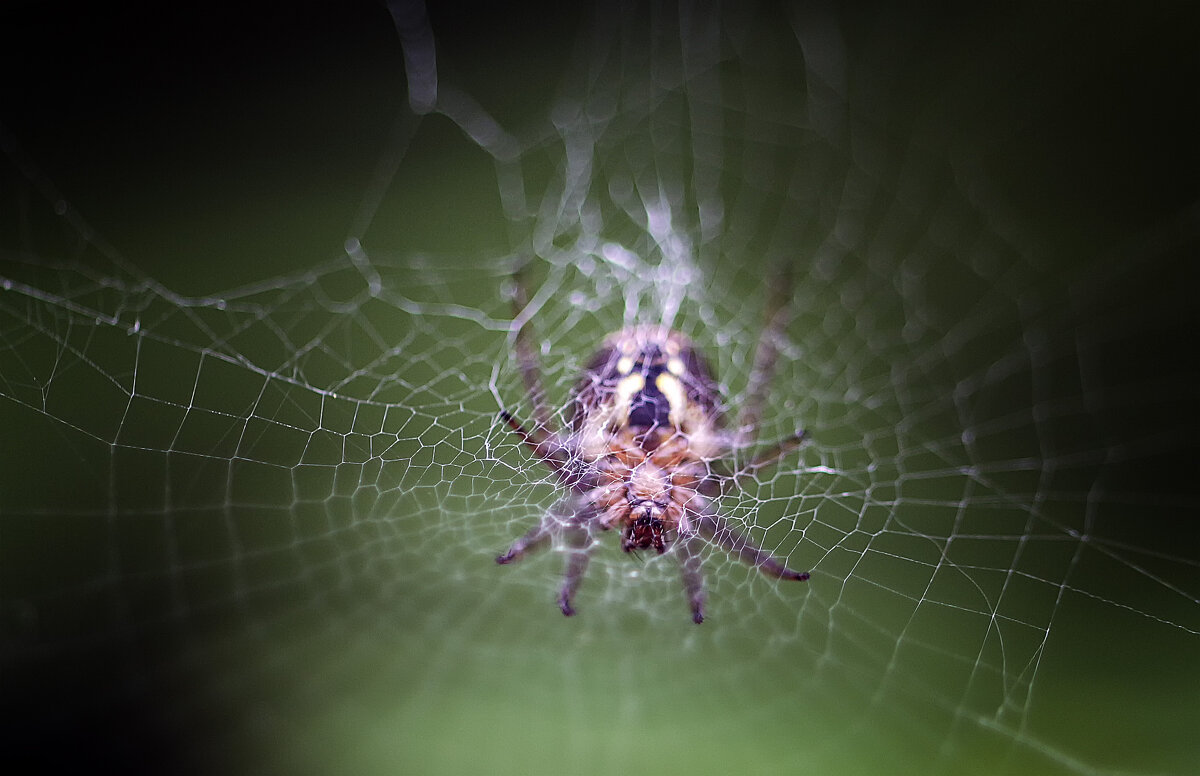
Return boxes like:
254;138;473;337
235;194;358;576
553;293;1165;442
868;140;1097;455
575;329;717;554
498;280;810;623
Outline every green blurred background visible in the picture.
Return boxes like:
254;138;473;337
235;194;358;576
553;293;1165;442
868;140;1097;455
2;2;1198;774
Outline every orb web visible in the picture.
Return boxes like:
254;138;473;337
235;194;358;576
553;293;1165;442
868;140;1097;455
2;2;1197;774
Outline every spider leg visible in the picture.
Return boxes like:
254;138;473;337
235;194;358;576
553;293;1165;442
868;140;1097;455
694;508;809;582
499;410;569;479
557;527;592;617
497;503;595;617
746;428;808;472
495;513;554;565
677;535;707;624
511;262;555;435
725;428;809;492
735;263;794;450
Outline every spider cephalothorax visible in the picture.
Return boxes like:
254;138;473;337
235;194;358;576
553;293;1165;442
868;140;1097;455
497;280;810;623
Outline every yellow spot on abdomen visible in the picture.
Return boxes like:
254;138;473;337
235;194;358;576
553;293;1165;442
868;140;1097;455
655;372;686;425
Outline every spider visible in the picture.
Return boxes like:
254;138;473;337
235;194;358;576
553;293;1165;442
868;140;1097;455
496;268;810;623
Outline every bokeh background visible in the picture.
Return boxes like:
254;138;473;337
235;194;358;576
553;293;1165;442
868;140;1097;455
3;2;1198;774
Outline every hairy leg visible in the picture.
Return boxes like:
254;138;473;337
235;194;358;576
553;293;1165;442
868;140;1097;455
735;264;794;450
497;503;596;616
495;513;554;565
557;527;592;617
677;536;708;624
694;509;809;581
499;410;569;480
726;428;809;492
511;262;554;435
